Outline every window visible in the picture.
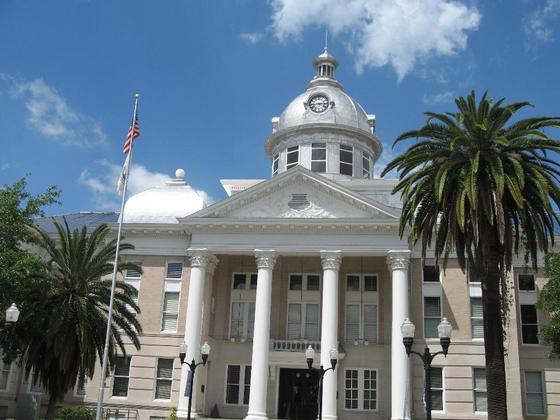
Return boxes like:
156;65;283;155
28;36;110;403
430;367;444;411
344;369;377;411
125;262;142;279
471;298;483;339
287;303;320;340
232;273;257;290
155;358;173;400
307;275;320;291
345;274;378;343
286;146;299;169
423;265;440;282
347;275;360;291
340;145;353;176
311;143;327;173
161;292;180;332
519;273;536;291
225;365;251;405
473;368;487;412
362;152;371;179
272;153;279;176
230;302;255;340
112;357;131;397
525;371;545;415
29;370;45;393
289;275;303;290
250;273;257;290
165;262;183;279
76;374;87;396
424;296;442;339
521;304;539;344
364;275;377;291
0;357;10;391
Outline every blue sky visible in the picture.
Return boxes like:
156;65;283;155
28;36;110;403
1;0;559;215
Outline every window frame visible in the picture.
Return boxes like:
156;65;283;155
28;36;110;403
286;301;321;341
422;265;441;283
362;151;371;179
520;304;540;345
27;369;45;394
339;144;353;176
311;142;327;173
272;153;279;176
518;272;537;292
229;272;257;340
154;358;174;401
343;368;378;412
423;296;442;340
472;367;487;414
524;371;546;417
125;261;142;279
161;291;180;333
111;356;131;398
430;366;445;412
345;274;379;343
224;364;251;405
0;355;11;392
165;261;184;280
286;146;299;170
470;297;484;340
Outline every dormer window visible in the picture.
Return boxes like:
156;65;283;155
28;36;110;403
340;145;353;176
286;146;299;170
272;154;279;176
362;152;371;179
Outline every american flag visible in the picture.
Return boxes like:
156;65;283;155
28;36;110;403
122;115;140;154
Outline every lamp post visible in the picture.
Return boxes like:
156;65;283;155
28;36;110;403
305;345;338;420
401;317;452;420
5;303;20;324
179;341;211;420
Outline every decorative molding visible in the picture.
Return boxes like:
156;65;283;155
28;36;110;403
386;250;411;271
187;249;212;268
320;251;342;270
254;250;277;270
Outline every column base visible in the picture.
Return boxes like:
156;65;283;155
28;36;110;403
391;417;411;420
321;415;337;420
244;413;268;420
176;409;199;419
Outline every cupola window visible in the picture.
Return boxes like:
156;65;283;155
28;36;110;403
340;145;353;176
311;143;327;173
362;152;371;179
286;146;299;170
272;154;279;176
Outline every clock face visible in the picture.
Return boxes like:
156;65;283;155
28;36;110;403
309;95;329;113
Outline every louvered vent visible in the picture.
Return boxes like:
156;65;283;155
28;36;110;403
288;193;311;210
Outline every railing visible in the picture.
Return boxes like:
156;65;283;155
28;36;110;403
103;408;139;420
270;339;321;352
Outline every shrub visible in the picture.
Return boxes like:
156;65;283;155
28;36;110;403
57;406;95;420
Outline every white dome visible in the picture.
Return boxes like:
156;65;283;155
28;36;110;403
123;170;205;224
277;84;371;133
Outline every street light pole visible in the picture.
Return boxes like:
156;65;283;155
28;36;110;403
305;346;338;420
179;341;211;420
401;317;452;420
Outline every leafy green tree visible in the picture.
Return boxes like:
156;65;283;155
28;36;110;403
538;253;560;357
28;220;143;420
0;177;60;359
382;91;560;419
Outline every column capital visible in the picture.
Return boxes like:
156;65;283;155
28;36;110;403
207;255;219;276
187;248;212;268
320;251;342;271
386;250;411;271
254;250;277;270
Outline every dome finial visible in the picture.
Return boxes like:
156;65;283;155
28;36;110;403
313;34;338;81
324;29;329;53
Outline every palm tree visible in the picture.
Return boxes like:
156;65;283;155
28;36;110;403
26;219;142;420
381;91;560;419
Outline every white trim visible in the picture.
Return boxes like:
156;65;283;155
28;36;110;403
153;357;174;401
223;364;251;406
286;145;300;170
161;291;180;333
272;153;280;176
524;370;547;417
342;368;379;412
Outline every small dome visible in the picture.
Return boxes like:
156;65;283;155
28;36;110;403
277;85;371;133
123;169;205;224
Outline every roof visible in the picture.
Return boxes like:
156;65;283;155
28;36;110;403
34;212;119;234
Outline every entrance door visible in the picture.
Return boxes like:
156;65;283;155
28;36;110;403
278;368;319;420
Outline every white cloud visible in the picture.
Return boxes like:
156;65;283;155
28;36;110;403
240;32;264;44
422;91;455;105
1;163;10;171
1;75;107;147
524;0;560;43
79;160;214;210
270;0;481;80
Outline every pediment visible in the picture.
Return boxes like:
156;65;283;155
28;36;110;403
188;167;399;220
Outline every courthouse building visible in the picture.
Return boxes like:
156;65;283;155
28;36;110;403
1;48;560;420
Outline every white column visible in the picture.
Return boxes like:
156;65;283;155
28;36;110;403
245;250;277;420
178;249;213;419
320;251;342;420
387;250;412;420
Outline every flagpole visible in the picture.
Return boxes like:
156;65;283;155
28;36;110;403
95;94;139;420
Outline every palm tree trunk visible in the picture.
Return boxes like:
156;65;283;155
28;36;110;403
45;393;58;420
480;219;508;419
